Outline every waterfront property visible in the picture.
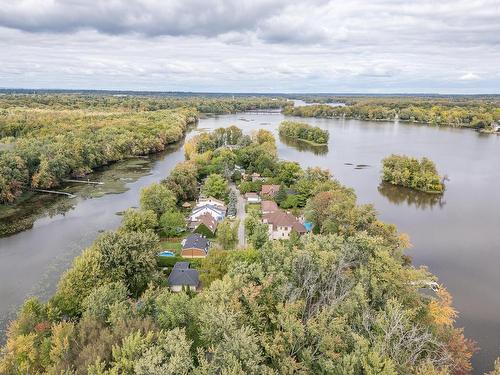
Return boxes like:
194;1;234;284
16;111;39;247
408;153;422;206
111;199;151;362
168;262;200;292
261;200;279;214
262;210;307;240
197;196;226;210
188;204;226;223
251;172;265;182
261;184;280;197
181;233;210;258
192;212;218;237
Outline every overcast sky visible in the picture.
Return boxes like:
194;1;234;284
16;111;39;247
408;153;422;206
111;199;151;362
0;0;499;93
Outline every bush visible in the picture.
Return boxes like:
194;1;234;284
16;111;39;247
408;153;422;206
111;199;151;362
121;209;158;232
159;211;186;237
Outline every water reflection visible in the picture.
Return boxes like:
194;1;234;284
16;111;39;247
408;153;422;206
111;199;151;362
279;134;329;155
378;182;446;209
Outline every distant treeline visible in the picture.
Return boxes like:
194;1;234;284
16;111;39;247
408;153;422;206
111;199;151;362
382;154;445;193
0;108;197;203
0;95;288;204
0;95;287;114
278;121;329;144
284;96;500;130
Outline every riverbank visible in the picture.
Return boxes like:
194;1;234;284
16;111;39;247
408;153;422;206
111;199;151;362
1;123;478;374
1;111;499;373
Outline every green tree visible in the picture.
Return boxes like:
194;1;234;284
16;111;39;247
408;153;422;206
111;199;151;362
82;282;129;323
121;209;158;232
139;183;177;217
159;211;186;237
94;230;160;297
134;328;193;375
201;174;229;200
163;161;199;202
216;218;239;250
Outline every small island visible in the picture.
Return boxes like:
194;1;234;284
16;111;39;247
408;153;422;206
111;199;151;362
382;154;445;193
278;120;329;145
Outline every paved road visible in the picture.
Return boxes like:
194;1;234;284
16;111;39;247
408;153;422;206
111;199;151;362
230;184;246;248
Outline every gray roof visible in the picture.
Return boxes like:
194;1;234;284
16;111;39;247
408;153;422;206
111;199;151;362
191;204;225;215
183;233;209;252
168;264;199;287
173;262;190;270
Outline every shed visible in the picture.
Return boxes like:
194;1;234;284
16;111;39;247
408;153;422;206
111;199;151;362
245;192;261;203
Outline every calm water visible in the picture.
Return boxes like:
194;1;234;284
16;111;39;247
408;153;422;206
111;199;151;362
199;112;500;374
1;112;499;373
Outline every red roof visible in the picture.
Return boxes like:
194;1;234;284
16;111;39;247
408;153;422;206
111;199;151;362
261;184;280;196
261;200;278;213
195;213;218;233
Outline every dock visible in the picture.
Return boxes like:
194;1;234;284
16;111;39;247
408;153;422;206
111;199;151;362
62;179;104;185
30;189;76;198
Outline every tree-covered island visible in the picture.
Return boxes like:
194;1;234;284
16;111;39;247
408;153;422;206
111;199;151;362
278;120;329;145
382;155;445;194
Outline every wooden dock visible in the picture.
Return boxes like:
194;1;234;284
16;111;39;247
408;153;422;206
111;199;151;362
30;189;76;198
62;179;104;185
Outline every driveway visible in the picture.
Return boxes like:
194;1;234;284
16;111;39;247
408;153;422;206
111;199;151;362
230;183;246;248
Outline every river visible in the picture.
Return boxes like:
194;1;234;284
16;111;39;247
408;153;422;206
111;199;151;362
1;111;499;373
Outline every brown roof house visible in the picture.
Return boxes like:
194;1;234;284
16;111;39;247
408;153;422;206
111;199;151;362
261;184;280;197
262;210;307;240
193;213;218;238
251;172;265;182
261;200;279;215
181;233;210;258
168;262;199;292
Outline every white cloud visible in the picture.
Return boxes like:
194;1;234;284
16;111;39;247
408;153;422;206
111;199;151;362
459;73;481;81
0;0;498;93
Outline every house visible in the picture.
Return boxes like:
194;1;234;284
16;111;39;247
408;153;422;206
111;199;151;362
168;262;200;292
197;197;226;210
189;204;226;223
262;210;307;240
261;184;280;197
251;172;265;182
245;192;261;203
261;200;279;214
193;213;218;237
181;233;210;258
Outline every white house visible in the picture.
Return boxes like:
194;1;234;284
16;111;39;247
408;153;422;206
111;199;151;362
262;210;307;240
189;204;226;222
245;192;261;203
197;197;226;210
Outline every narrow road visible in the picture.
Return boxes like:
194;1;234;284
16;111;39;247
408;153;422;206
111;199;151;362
230;184;246;248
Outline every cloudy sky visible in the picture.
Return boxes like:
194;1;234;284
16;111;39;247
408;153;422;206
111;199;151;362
0;0;499;93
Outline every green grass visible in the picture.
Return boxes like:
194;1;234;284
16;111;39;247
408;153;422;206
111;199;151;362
245;203;261;214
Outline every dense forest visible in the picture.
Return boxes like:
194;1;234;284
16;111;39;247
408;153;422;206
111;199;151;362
0;108;197;203
0;94;286;114
278;121;329;145
1;126;485;375
283;96;500;131
382;155;445;194
0;95;286;204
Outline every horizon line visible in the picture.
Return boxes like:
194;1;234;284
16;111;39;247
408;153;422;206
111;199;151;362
1;88;499;97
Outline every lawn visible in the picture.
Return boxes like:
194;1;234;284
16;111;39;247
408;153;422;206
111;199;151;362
245;203;262;214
